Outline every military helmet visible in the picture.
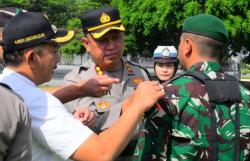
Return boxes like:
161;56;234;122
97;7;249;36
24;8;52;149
153;46;178;63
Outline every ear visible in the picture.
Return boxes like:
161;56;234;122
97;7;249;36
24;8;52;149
24;49;38;68
81;37;90;53
183;38;193;58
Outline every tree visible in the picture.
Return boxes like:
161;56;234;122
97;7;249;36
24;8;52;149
112;0;250;61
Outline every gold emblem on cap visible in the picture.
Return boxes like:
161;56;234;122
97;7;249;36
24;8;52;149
97;101;110;109
100;13;110;23
132;77;143;85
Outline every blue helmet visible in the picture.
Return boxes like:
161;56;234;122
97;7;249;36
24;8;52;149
153;46;178;63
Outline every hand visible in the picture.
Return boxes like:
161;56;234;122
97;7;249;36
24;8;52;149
77;75;119;97
129;81;164;113
73;108;95;128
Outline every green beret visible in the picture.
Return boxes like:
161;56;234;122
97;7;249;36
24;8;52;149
182;14;228;44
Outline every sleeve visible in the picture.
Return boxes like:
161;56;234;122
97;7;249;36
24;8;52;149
62;67;94;113
63;67;82;84
29;93;93;160
0;88;32;161
14;100;32;161
133;101;171;161
0;94;17;160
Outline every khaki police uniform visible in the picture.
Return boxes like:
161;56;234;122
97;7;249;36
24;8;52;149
0;83;32;161
64;58;149;132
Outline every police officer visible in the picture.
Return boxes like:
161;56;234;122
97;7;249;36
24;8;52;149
64;7;149;160
153;46;179;82
133;14;250;161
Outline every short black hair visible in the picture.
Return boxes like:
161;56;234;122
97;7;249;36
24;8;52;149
3;42;58;66
3;48;25;66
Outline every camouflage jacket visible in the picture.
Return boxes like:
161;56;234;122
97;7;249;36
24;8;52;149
133;61;250;161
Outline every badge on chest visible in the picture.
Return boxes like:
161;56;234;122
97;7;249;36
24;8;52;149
94;96;119;113
97;101;110;110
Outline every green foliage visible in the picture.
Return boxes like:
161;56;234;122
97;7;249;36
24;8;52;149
241;63;250;75
61;18;84;56
60;39;83;56
0;0;29;8
112;0;250;61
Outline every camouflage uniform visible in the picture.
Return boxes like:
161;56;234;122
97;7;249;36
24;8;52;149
133;61;250;161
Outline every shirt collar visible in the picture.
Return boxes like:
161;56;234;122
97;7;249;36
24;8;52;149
1;68;36;87
188;61;223;73
187;61;224;79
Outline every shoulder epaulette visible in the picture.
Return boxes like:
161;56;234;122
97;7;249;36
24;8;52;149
126;60;150;78
78;66;88;74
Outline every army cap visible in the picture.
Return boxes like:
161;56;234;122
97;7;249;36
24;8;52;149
80;7;125;39
0;7;27;27
2;12;74;53
182;14;228;44
153;46;178;63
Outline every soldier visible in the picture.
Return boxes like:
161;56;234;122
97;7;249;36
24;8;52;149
63;7;149;160
153;46;179;83
0;11;163;161
133;14;250;161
